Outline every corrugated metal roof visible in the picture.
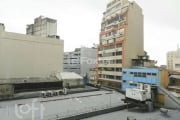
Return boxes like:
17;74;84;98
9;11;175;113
56;72;83;80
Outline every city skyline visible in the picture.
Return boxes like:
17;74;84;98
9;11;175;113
0;0;179;65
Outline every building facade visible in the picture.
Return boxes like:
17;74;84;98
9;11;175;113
121;68;169;90
64;47;96;76
97;0;144;87
167;46;180;72
0;24;64;81
26;16;58;38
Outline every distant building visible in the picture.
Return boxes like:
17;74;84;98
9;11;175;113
168;74;180;98
167;46;180;72
64;47;96;76
160;65;167;69
97;0;144;87
0;23;5;32
26;16;58;38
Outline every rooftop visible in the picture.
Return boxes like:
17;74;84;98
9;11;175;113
84;107;180;120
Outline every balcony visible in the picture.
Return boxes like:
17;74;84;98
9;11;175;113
98;48;122;54
100;71;122;76
98;63;122;68
98;55;122;61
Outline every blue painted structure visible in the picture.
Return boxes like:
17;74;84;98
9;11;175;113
121;68;159;90
83;73;88;85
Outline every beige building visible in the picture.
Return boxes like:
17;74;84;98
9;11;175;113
97;0;144;87
0;24;64;84
167;46;180;71
26;16;58;38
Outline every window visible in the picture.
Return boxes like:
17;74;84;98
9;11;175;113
116;60;122;64
116;76;121;80
142;73;146;77
152;73;157;76
116;44;121;48
134;72;137;77
116;51;122;55
138;72;142;77
129;83;137;87
123;71;127;74
116;68;122;72
147;73;151;76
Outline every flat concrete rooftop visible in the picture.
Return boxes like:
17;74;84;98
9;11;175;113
0;90;125;120
84;107;180;120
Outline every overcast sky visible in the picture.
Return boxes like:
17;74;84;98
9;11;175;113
0;0;180;65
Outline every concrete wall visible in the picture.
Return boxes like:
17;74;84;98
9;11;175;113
124;2;144;67
159;69;169;88
158;87;180;109
0;32;63;81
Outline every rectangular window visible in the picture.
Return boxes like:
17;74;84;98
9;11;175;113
123;71;127;74
147;73;151;75
138;72;142;77
152;73;157;76
142;73;146;77
116;51;122;55
134;72;137;77
116;44;121;48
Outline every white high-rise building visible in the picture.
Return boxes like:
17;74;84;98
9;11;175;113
26;16;58;38
167;45;180;71
64;47;97;76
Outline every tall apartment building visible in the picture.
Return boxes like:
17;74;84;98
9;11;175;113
167;46;180;71
64;47;96;76
97;0;144;87
26;16;57;38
